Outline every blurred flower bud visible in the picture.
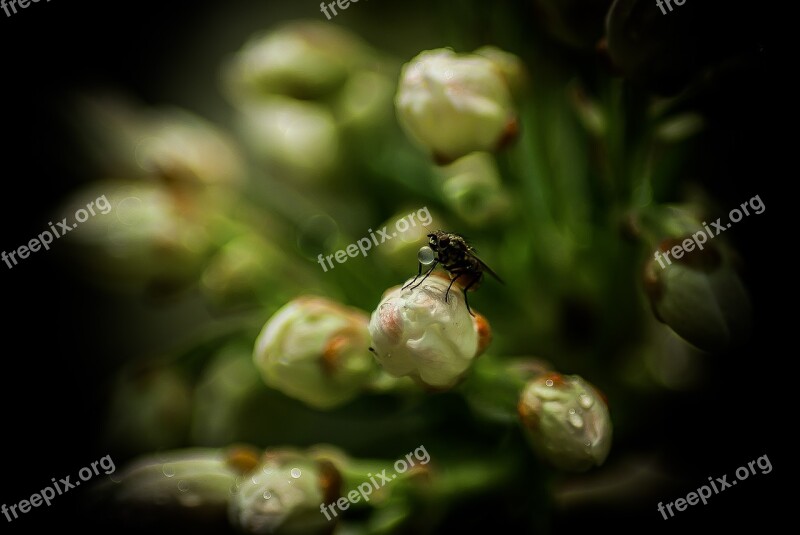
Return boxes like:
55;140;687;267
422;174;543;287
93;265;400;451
530;0;613;50
335;69;396;131
439;152;512;226
644;239;751;353
106;364;192;455
224;21;371;102
201;233;322;309
229;449;341;535
237;97;340;183
473;46;529;96
253;297;377;409
77;96;244;188
636;204;753;352
62;180;213;292
395;48;518;163
135;109;244;188
368;274;490;389
100;449;239;529
518;373;612;472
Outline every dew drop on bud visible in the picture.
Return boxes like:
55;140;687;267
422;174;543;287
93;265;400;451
290;468;302;479
418;246;435;265
579;394;594;409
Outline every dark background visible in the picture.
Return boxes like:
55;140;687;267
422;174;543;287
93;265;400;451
0;0;787;532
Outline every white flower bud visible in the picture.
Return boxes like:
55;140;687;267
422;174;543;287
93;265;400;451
237;96;340;182
368;274;491;389
395;48;518;163
229;449;341;535
253;297;377;409
518;373;612;472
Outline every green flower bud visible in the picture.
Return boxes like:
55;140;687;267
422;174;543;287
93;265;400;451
369;274;492;389
253;297;377;409
439;152;512;226
395;48;518;163
335;69;396;131
201;233;322;308
237;97;340;183
518;373;612;472
224;21;371;101
644;239;751;353
229;449;341;535
106;364;192;455
101;448;239;527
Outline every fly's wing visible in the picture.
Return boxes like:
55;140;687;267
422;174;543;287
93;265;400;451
470;252;504;284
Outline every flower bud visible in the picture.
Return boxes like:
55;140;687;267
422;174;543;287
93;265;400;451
439;152;512;226
518;373;612;472
201;233;322;309
473;46;529;96
135;109;244;187
368;274;490;389
224;21;371;101
237;97;340;183
395;48;518;163
253;297;377;409
100;449;239;528
229;449;341;535
62;180;213;292
644;239;751;353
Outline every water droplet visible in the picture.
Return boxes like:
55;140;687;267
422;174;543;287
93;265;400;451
568;408;576;415
262;465;274;475
418;246;435;266
568;413;584;429
177;480;189;492
290;468;301;479
251;474;260;485
545;379;554;387
162;464;176;478
263;491;272;500
579;394;594;409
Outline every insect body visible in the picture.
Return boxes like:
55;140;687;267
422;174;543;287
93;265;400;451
402;230;502;316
